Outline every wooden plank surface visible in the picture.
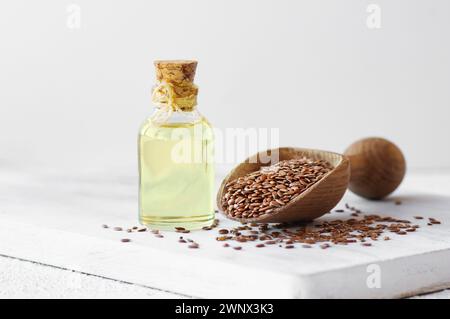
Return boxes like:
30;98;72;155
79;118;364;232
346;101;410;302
0;255;185;299
1;167;450;298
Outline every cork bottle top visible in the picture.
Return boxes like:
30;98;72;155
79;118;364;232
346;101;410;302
154;60;197;84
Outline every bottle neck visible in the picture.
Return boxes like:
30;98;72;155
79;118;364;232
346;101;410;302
151;80;198;112
151;105;202;125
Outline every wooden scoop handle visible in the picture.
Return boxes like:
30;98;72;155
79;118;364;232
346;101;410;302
344;137;406;200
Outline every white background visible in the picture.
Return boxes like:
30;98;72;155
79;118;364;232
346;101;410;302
1;0;449;176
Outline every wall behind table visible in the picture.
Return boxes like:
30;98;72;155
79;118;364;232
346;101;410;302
1;0;449;176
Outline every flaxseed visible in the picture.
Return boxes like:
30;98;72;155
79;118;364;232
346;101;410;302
221;158;333;219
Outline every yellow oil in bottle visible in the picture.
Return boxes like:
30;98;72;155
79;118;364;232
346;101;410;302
138;117;215;230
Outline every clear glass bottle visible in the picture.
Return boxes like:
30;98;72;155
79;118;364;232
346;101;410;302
138;60;215;230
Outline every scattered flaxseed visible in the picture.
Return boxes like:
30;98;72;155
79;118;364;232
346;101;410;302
102;224;109;229
104;204;432;253
335;209;345;213
121;238;131;243
395;200;402;205
429;218;441;225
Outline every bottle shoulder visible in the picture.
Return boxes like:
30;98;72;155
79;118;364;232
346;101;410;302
139;111;213;139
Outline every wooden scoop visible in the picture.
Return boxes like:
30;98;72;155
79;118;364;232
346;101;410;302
216;147;350;223
216;137;406;223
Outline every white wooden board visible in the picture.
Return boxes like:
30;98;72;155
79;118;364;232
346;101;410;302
1;167;450;298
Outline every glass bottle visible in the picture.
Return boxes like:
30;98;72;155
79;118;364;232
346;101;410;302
138;60;215;230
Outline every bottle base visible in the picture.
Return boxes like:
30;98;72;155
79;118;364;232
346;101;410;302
139;213;215;231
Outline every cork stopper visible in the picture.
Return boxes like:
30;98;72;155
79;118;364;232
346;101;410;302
154;60;197;84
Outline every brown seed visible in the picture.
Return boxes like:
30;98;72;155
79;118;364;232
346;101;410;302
395;200;402;205
223;243;230;247
175;227;185;232
233;246;242;250
302;245;312;248
362;243;372;247
255;244;265;248
414;216;423;220
179;239;187;243
188;243;199;249
120;238;131;243
155;234;164;238
285;245;295;249
429;218;441;225
113;227;123;231
218;229;229;234
102;224;109;229
137;228;147;232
